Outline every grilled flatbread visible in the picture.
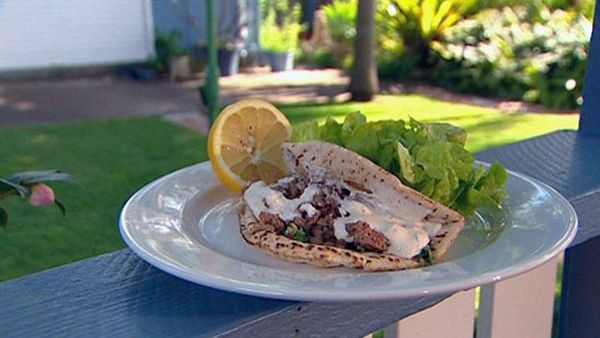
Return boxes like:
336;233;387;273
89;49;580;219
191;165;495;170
237;141;465;271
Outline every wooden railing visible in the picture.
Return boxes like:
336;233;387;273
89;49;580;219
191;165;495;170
376;255;560;338
1;2;599;338
1;95;599;338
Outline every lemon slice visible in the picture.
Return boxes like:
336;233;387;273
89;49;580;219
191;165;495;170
208;99;292;193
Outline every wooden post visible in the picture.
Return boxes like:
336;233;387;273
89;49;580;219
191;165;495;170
200;0;220;124
478;256;560;338
384;290;476;338
558;1;600;337
578;0;600;133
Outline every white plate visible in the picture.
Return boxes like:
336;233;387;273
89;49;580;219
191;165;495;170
119;162;577;302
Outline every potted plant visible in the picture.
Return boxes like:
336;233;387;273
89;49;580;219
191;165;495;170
217;39;244;76
215;4;249;77
191;32;243;77
260;3;302;72
152;31;191;80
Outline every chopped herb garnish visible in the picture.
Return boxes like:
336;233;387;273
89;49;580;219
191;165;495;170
355;245;367;252
284;223;310;243
284;223;298;236
417;246;436;265
293;229;310;242
345;242;366;252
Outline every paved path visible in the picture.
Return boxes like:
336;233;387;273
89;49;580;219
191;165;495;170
0;68;567;133
0;76;200;127
0;69;349;132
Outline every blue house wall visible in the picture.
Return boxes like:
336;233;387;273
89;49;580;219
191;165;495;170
151;0;259;55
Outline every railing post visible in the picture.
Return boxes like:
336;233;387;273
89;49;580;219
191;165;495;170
559;237;600;337
578;0;600;133
478;255;560;338
384;290;476;338
200;0;220;124
558;1;600;337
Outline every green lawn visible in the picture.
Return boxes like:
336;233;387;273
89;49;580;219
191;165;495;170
0;117;206;281
281;95;579;152
0;94;579;281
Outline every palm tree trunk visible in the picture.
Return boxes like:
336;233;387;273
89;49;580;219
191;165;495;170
349;0;379;101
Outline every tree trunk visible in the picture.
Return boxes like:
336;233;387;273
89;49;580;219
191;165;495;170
349;0;379;101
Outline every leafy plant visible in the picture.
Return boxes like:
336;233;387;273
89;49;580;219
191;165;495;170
378;0;477;64
152;31;189;73
431;6;590;108
259;2;303;52
296;49;338;69
322;0;357;44
297;0;357;70
0;170;75;227
538;0;595;16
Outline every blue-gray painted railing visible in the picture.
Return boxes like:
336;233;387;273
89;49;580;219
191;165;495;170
2;131;599;338
1;2;600;337
557;2;600;337
579;1;600;134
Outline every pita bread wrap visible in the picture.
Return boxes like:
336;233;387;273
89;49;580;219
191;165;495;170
238;141;465;271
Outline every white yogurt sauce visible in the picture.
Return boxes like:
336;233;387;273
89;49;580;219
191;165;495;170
244;180;319;221
298;203;318;218
243;177;442;258
334;194;440;258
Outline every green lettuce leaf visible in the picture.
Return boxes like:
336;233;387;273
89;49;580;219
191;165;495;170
319;117;343;145
395;141;416;184
452;162;508;214
424;122;468;146
343;123;383;161
340;111;366;140
291;113;508;215
291;120;320;142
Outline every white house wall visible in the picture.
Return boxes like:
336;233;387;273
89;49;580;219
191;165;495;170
0;0;155;71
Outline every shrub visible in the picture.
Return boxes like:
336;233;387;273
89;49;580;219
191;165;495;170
314;50;338;68
377;52;421;80
465;0;595;17
152;31;189;73
377;0;478;66
260;2;302;52
295;49;338;69
310;0;357;69
322;0;357;44
431;6;590;109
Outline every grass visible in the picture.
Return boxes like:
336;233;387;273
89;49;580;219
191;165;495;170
0;94;579;281
280;95;579;152
0;117;206;281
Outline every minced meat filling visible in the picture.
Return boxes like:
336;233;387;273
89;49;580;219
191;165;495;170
346;221;390;252
258;212;285;233
272;177;308;199
257;176;390;252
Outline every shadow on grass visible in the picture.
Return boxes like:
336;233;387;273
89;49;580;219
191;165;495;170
277;100;356;123
278;100;496;126
279;98;541;152
462;113;541;152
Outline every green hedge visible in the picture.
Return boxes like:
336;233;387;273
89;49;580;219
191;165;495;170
302;0;592;110
429;7;590;109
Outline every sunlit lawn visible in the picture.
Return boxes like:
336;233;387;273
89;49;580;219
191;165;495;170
281;95;579;152
0;117;206;281
0;94;579;281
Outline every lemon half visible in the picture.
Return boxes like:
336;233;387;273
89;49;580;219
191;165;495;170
207;99;292;193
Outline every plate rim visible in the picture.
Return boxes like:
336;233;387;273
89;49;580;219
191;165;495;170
119;162;578;302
